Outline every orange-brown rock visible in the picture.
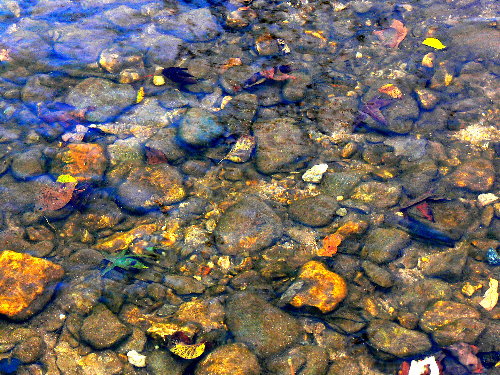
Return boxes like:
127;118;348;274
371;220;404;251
289;261;347;313
449;159;495;192
55;143;107;182
0;250;64;320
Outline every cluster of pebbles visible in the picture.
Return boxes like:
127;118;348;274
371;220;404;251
0;0;499;374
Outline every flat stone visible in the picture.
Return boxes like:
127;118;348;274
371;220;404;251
288;195;339;227
80;304;131;349
65;78;136;123
419;300;481;332
225;292;303;357
195;343;260;375
361;228;410;264
288;261;347;313
253;117;313;174
178;108;224;146
367;319;432;358
418;247;467;281
351;181;402;208
214;196;283;255
52;143;107;182
449;159;495;192
116;164;186;212
0;250;64;320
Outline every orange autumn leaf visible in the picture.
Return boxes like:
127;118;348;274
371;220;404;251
317;221;367;257
318;233;343;257
378;84;403;99
373;19;408;49
37;181;77;211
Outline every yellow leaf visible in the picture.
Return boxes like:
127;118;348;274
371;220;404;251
169;342;206;359
378;84;403;99
136;87;145;103
56;174;78;183
479;278;498;311
153;75;165;86
422;38;446;50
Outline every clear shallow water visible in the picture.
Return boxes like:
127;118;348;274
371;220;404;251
0;0;499;374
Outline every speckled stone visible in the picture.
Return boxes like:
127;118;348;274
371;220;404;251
449;159;495;192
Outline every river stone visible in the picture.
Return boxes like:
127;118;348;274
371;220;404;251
65;78;136;123
288;195;339;227
0;30;51;64
155;8;220;42
282;71;312;102
320;171;364;198
0;250;64;320
367;319;432;358
178;108;224;146
225;292;303;357
214;197;283;255
361;228;410;264
448;158;495;192
142;33;183;66
53;21;118;64
350;181;402;208
432;318;486;346
253;117;312;174
361;261;394;288
195;343;261;375
80;304;131;349
116;164;186;212
220;93;258;135
10;148;45;180
317;96;358;135
418;247;467;281
397;279;453;315
266;345;329;375
419;300;481;333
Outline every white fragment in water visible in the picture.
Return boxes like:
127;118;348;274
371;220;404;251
478;193;498;207
479;278;498;311
127;350;147;368
302;163;328;183
408;356;440;375
336;208;348;216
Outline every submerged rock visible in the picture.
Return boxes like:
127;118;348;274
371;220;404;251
225;292;303;357
214;196;283;255
367;319;432;357
195;343;261;375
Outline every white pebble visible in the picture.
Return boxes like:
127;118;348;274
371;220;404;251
127;350;147;368
478;193;498;207
302;163;328;183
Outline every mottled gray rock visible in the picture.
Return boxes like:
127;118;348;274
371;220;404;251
0;30;51;63
362;261;394;288
214;197;283;255
103;5;147;29
21;75;57;106
420;300;483;346
226;292;303;357
220;93;258;135
320;171;364;198
65;78;136;122
288;195;339;227
253;117;312;174
282;71;312;102
350;181;402;208
147;349;186;375
361;228;410;264
145;127;186;162
142;33;183;66
116;164;186;212
397;279;453;315
178;108;224;146
163;275;206;295
266;345;329;375
155;8;220;42
317;96;358;135
53;20;118;64
12;335;45;363
10;148;45;180
367;319;431;358
418;247;467;281
195;343;261;375
80;304;131;349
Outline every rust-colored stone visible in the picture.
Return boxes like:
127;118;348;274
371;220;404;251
0;250;64;320
57;143;107;182
290;261;347;313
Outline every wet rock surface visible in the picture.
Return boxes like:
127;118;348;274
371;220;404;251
226;292;303;357
214;197;283;255
0;0;498;373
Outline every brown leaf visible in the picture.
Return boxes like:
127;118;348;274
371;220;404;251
373;19;408;48
37;181;77;211
145;147;168;165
